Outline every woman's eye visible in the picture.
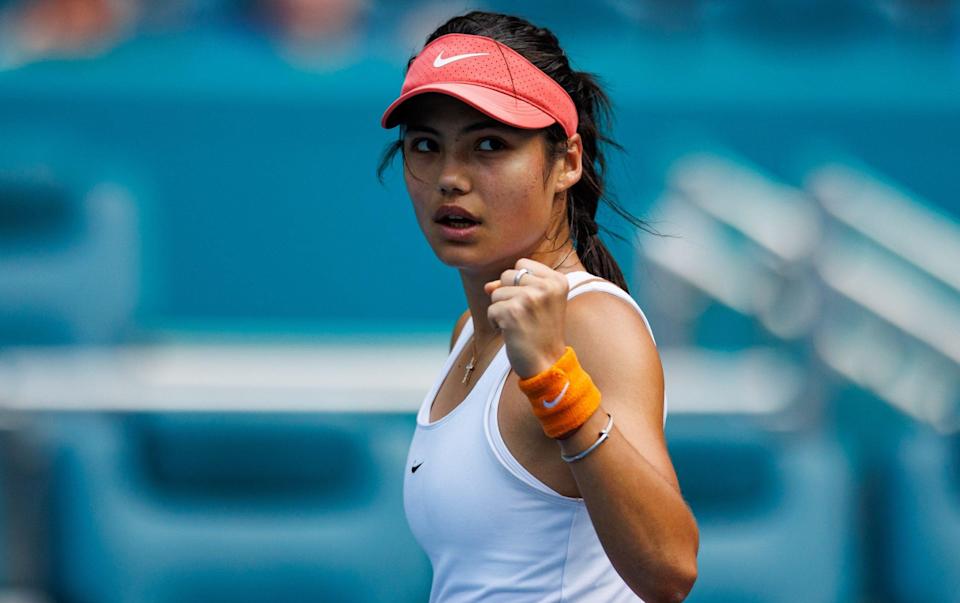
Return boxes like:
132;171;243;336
409;138;436;153
477;138;506;152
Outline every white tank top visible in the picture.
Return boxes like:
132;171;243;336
404;272;665;602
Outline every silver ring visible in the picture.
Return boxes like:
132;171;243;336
513;268;531;287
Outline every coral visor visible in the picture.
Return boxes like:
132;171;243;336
380;34;578;138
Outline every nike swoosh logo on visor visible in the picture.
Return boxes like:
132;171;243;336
542;381;570;409
433;51;489;68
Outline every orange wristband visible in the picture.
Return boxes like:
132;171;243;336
517;346;601;439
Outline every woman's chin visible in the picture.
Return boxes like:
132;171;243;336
437;252;522;279
431;246;495;271
436;252;488;271
426;235;537;274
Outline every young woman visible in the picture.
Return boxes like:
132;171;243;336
379;11;698;602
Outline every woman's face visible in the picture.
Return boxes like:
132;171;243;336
400;94;577;277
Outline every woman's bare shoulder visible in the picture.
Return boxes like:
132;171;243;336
564;284;663;418
565;286;656;357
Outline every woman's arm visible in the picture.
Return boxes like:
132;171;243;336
559;291;698;603
486;259;698;602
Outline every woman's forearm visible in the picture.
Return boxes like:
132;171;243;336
559;408;699;603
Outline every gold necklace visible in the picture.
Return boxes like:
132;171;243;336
462;331;500;385
461;246;577;385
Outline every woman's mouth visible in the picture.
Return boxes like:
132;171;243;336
434;205;481;240
436;217;480;241
436;215;478;229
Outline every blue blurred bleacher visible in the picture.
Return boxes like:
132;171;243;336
0;134;140;344
886;424;960;602
668;416;857;603
40;412;430;603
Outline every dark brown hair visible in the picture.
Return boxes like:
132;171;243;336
378;11;652;291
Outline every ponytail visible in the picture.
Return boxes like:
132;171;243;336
544;65;652;293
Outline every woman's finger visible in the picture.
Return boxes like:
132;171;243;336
514;257;551;273
484;280;502;295
489;283;530;304
501;268;541;288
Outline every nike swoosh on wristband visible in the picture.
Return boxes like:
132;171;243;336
542;380;570;409
433;51;489;68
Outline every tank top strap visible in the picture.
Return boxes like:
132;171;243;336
565;271;603;292
452;316;474;355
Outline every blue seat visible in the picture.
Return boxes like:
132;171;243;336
667;416;857;603
886;424;960;602
0;140;139;345
42;412;430;603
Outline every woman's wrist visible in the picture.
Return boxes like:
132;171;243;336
517;346;602;439
520;344;569;379
557;406;607;452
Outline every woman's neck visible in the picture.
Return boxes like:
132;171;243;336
461;271;499;343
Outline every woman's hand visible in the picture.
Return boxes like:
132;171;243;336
484;258;569;378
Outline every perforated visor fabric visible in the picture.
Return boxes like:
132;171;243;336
381;34;577;137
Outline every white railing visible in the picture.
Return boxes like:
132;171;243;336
639;150;960;430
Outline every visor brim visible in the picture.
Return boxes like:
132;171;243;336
381;83;557;132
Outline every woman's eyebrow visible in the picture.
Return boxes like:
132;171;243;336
405;124;439;135
461;120;509;134
404;120;511;136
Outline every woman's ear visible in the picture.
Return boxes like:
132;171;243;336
555;133;583;193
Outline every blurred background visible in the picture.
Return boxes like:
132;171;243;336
0;0;958;601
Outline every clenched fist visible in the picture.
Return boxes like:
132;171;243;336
484;258;569;379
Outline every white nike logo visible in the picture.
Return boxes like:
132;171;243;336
433;51;489;68
542;381;569;409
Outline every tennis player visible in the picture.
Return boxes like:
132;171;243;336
380;11;698;602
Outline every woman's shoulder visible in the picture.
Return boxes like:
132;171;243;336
563;271;656;348
562;272;664;417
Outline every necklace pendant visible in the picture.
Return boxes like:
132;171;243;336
462;356;476;384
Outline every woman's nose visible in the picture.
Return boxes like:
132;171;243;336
437;155;470;195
